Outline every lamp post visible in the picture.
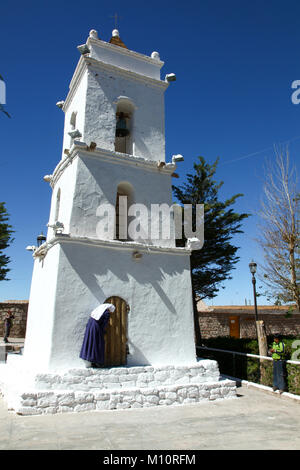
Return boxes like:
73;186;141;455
37;231;46;247
249;261;258;322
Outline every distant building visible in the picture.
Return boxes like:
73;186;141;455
198;302;300;339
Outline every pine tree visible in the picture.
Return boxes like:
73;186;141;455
173;156;249;300
0;202;14;281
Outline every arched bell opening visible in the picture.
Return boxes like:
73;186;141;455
114;97;135;155
104;296;129;367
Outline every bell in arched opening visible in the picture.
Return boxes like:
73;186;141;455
116;112;130;137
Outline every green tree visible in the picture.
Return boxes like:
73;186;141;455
173;156;249;307
0;202;14;281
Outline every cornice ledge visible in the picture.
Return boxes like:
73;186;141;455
51;142;176;186
87;37;165;68
34;235;191;257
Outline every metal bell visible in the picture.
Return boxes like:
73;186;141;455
116;112;130;137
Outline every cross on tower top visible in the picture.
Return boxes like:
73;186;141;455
110;12;122;30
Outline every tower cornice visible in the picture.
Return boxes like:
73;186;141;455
50;142;176;188
86;36;165;69
34;235;191;259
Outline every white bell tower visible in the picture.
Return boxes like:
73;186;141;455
1;28;237;416
23;28;197;371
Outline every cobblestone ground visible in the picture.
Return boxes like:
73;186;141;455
0;385;299;450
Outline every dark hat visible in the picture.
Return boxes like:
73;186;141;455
274;333;281;339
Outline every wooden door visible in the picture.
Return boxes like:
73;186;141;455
104;296;129;367
229;316;240;338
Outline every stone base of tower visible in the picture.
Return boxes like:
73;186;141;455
0;355;236;415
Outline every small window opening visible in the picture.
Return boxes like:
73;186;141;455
115;182;134;241
55;188;61;222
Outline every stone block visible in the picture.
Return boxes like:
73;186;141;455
57;393;75;406
37;393;57;408
128;367;145;374
187;386;199;399
165;391;177;401
68;369;93;377
91;368;110;375
21;392;37;400
145;395;159;405
102;375;119;383
57;406;74;413
61;375;82;385
141;388;155;396
199;390;210;398
119;374;137;383
85;374;103;383
189;366;205;376
94;392;110;401
177;387;187;399
120;380;136;389
183;398;197;404
175;376;190;385
135;394;143;404
121;390;136;402
159;399;174;406
43;406;57;414
74;392;94;404
16;407;41;416
96;400;110;410
154;371;169;382
131;402;142;408
21;398;37;407
109;368;128;375
116;402;131;409
74;403;96;412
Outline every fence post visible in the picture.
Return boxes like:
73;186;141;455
232;352;236;377
256;320;268;385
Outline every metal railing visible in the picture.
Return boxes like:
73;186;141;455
197;345;300;393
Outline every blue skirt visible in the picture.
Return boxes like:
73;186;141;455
79;312;110;364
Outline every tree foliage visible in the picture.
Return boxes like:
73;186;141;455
257;145;300;310
173;156;249;300
0;202;14;281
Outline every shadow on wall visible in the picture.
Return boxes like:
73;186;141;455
61;242;186;318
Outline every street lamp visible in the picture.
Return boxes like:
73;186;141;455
249;261;258;322
37;232;46;247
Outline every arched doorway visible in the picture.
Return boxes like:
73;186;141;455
104;296;129;367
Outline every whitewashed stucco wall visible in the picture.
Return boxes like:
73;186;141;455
25;241;196;371
62;70;88;156
23;244;61;370
65;154;175;247
82;66;166;162
88;40;163;80
46;158;79;241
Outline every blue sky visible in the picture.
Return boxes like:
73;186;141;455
0;0;299;305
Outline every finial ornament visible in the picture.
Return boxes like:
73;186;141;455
89;29;98;39
112;29;120;38
151;51;160;60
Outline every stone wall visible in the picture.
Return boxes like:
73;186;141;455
1;357;236;415
198;305;300;339
0;301;28;338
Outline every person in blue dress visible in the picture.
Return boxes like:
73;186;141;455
80;303;115;368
